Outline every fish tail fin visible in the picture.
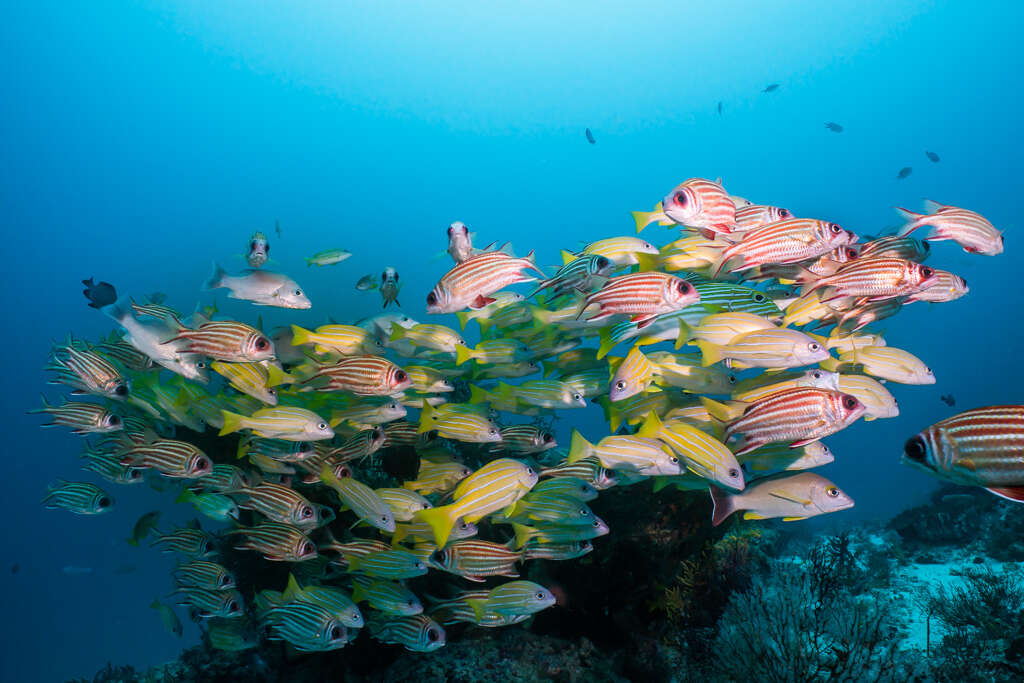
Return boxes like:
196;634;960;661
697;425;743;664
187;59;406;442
265;364;288;388
709;485;736;526
174;488;194;504
389;326;407;342
596;328;615;360
236;439;250;460
417;400;437;433
126;536;139;547
895;207;928;237
476;318;493;337
101;298;133;326
636;410;664;439
466;598;488;623
566;429;593;464
454;345;474;366
632;207;663;234
218;410;245;436
289;325;312;346
350;582;366;603
468;384;490;405
560;249;577;265
674;320;694;350
283;573;303;601
414;506;455;547
512;523;535;550
818;356;840;372
700;396;736;423
633;253;661;272
203;263;226;291
695;340;723;367
455;311;470;330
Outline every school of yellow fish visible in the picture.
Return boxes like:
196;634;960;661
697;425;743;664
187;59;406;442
36;178;999;653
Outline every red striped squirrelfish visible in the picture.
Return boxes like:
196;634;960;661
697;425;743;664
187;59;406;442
804;257;936;303
903;406;1024;502
714;219;857;277
300;356;411;396
897;200;1003;256
427;251;545;314
661;178;738;236
578;272;700;329
165;321;274;362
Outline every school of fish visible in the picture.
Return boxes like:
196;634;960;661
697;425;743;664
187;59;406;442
38;180;1008;654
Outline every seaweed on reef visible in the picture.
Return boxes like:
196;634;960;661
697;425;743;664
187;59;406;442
711;535;916;683
922;566;1024;682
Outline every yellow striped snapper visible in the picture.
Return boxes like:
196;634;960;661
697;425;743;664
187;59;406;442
471;360;540;380
207;618;259;651
821;346;934;384
738;441;834;474
211;361;280;404
647;351;735;395
389;324;466;355
42;481;113;515
696;327;829;370
219;406;334;441
454;292;526;330
710;472;854;526
688;312;778;347
522;540;593;561
402;459;473;495
418;402;501;443
561;368;609;398
305;249;351;267
455;339;531;366
837;373;899;419
290;324;384;355
320;464;395;532
368;614;445;652
529;477;598;501
482;381;587;410
512;518;609;547
391;519;478;546
465;580;556;622
430;591;531;628
403;366;454;393
414;458;538;546
561;236;659;267
283;574;363;628
821;331;886;354
567;430;681;477
345;549;428;580
330;400;407;430
608;345;655;401
375;488;432;522
499;491;596;527
636;412;744;489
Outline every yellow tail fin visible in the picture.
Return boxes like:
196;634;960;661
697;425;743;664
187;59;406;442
455;345;474;366
634;253;661;272
596;327;616;360
636;410;664;439
695;340;723;367
417;400;437;434
290;325;312;346
512;523;535;550
414;505;455;547
455;311;471;330
566;429;593;464
700;396;739;423
468;384;490;405
632;210;654;234
560;249;577;265
265;363;288;388
218;410;246;436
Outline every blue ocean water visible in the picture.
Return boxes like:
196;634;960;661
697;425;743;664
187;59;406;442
2;1;1021;680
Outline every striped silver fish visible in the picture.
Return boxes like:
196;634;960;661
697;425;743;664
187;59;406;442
283;575;363;628
165;320;274;362
320;464;396;532
151;528;215;557
41;481;112;514
325;427;385;463
580;272;700;328
301;355;411;396
351;576;423;615
121;439;212;478
47;342;129;399
897;201;1002;255
463;580;556;621
714;218;857;276
528;254;615;299
539;457;618;490
521;540;593;561
434;540;522;582
264;602;348;652
427;250;544;314
80;451;146;485
179;587;244;618
235;483;319;530
368;614;445;652
228;522;318;562
344;549;429;579
173;561;235;590
32;397;122;434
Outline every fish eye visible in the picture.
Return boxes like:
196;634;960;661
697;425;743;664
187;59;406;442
114;384;128;396
961;278;968;287
331;626;343;640
903;436;928;462
381;271;387;281
596;257;610;269
250;241;257;250
268;388;277;396
841;395;858;410
542;432;553;443
427;628;440;642
196;361;206;369
97;497;111;508
779;208;791;218
573;393;582;401
228;600;239;612
302;542;314;555
829;223;842;233
728;375;737;384
812;370;822;379
459;522;469;530
109;415;121;425
754;293;766;302
381;515;389;522
921;266;934;278
489;428;498;435
535;592;545;600
129;469;143;480
677;281;691;294
317;422;328;430
447;226;453;236
670;456;678;464
614;380;626;390
426;293;437;305
293;289;302;296
300;506;312;518
255;337;270;350
728;468;740;479
808;342;821;352
826;487;840;498
674;192;688;207
395;370;408;382
221;575;232;586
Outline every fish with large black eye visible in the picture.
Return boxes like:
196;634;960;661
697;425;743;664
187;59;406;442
380;266;400;309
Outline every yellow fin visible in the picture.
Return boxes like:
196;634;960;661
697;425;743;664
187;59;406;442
634;253;660;272
782;516;809;522
512;523;535;550
596;328;616;361
636;410;664;439
769;490;812;506
699;396;735;423
566;429;592;464
290;325;312;346
466;598;488;623
218;410;245;436
417;400;437;433
695;340;723;367
743;512;769;520
414;506;455;547
455;311;471;330
455;345;474;366
560;249;577;265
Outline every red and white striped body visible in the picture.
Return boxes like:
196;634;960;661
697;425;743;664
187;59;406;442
579;272;700;328
897;201;1003;255
168;321;274;362
807;257;936;302
427;251;544;314
715;219;858;277
304;355;411;396
122;439;212;478
725;387;865;455
661;178;738;235
734;205;792;232
904;406;1024;496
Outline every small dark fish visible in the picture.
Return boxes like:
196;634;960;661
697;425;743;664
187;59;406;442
147;292;167;304
926;151;940;163
585;128;596;145
824;122;843;133
940;394;956;407
717;101;723;115
82;278;118;309
275;219;281;239
896;167;913;180
11;563;19;574
762;83;780;93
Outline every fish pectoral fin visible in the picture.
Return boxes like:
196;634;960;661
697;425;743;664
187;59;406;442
769;491;812;506
959;458;977;472
742;512;769;520
782;516;809;522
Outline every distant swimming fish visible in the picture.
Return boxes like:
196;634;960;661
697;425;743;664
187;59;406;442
897;167;913;180
762;83;780;93
247;232;270;269
275;219;281;239
717;101;722;115
355;274;377;291
926;150;940;163
305;249;351;267
824;122;843;133
381;267;401;309
941;394;956;407
585;128;596;144
82;278;117;309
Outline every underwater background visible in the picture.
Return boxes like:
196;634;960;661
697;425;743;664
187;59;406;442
2;1;1023;681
